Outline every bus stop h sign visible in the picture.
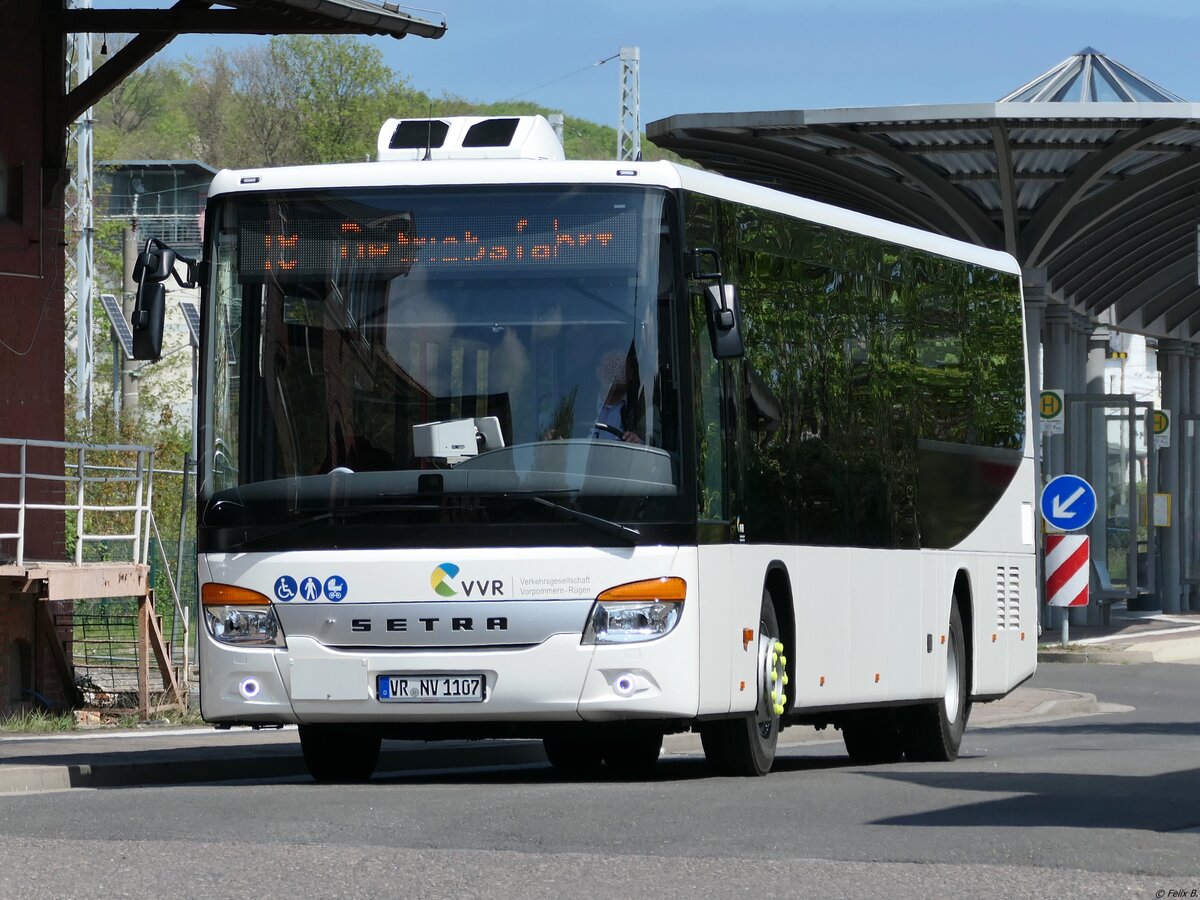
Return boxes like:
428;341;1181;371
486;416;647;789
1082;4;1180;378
1040;474;1097;532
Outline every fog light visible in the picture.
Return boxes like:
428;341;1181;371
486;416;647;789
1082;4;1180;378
239;677;261;700
613;673;637;697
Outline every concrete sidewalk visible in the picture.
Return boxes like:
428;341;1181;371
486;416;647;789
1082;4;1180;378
1037;608;1200;664
0;684;1109;795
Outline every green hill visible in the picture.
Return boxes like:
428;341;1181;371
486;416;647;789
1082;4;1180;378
94;35;679;168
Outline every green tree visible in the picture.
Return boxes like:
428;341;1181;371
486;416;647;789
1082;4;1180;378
280;34;400;163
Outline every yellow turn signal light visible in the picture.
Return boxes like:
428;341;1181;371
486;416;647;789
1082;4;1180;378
597;576;686;603
201;582;271;607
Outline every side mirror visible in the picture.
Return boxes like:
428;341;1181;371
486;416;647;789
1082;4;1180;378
129;238;197;362
705;283;744;359
133;244;177;283
131;280;165;360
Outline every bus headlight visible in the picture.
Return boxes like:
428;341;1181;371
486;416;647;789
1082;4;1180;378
583;577;685;644
204;605;284;646
202;583;286;648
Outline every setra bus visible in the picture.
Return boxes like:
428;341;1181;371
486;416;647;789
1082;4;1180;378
132;115;1036;781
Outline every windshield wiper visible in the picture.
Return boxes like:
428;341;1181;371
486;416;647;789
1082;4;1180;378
207;500;444;550
526;496;641;543
214;512;335;550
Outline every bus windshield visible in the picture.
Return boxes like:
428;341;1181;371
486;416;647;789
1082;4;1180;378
201;185;682;548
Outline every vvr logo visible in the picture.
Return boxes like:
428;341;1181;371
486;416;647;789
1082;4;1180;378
431;563;459;597
429;562;506;598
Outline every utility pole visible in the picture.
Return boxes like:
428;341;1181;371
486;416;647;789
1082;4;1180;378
65;0;95;420
617;46;641;162
121;221;140;427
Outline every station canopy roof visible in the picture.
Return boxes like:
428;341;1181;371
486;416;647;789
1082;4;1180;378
648;49;1200;341
57;1;446;129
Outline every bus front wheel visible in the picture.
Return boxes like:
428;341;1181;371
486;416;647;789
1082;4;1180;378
299;725;381;783
543;730;605;776
700;590;783;776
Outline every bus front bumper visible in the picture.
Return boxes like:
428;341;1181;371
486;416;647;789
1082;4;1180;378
199;632;700;726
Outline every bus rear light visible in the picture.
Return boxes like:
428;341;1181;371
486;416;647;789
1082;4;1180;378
583;578;685;645
202;583;271;606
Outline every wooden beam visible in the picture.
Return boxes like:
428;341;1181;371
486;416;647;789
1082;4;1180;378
144;592;184;708
45;563;148;601
61;0;213;124
57;8;346;34
137;591;150;720
35;602;81;708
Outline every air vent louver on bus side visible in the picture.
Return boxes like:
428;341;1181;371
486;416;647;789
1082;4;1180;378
995;565;1021;630
376;115;565;162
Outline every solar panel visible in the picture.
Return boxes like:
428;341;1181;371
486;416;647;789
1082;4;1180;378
99;293;134;360
179;299;201;348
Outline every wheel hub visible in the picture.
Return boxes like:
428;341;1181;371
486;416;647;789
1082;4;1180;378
758;631;788;731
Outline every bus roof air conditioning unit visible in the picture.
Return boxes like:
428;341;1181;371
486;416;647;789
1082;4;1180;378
376;116;566;162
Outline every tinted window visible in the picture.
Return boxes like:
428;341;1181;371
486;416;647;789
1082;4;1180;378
686;194;1025;549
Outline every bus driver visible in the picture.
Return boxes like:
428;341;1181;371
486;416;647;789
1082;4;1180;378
591;349;642;444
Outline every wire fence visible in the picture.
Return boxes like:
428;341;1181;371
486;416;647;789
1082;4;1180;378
69;462;198;707
0;439;197;710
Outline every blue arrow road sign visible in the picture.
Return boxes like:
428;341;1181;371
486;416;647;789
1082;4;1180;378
1040;474;1097;531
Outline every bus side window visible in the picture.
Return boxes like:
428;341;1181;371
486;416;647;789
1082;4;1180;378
692;290;726;521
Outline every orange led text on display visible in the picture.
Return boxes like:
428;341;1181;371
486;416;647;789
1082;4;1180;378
256;217;618;274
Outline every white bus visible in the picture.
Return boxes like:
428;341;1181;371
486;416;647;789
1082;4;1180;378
133;115;1036;781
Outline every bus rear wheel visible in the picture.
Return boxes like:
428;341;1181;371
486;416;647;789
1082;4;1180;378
840;709;904;764
898;600;970;761
298;725;381;783
700;591;783;776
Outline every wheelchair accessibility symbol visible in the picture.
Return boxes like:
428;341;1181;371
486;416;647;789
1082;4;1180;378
273;575;298;602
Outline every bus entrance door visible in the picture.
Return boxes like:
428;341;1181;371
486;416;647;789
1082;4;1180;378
1179;415;1200;599
1063;395;1156;619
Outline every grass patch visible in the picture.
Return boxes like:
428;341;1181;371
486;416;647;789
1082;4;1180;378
0;708;77;734
157;707;205;727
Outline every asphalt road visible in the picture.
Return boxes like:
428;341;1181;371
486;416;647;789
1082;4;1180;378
1;662;1197;899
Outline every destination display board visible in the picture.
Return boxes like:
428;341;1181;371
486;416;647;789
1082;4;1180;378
239;208;640;282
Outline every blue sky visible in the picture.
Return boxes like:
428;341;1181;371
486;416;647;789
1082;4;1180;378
119;1;1200;127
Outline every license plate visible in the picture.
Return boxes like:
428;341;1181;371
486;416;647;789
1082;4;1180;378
376;674;485;703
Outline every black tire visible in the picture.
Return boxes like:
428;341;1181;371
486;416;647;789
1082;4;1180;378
600;724;664;779
543;731;605;776
840;709;904;764
298;725;381;783
700;590;783;776
898;600;971;762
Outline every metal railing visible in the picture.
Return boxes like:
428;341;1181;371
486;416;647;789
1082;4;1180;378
0;437;194;703
0;437;154;567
